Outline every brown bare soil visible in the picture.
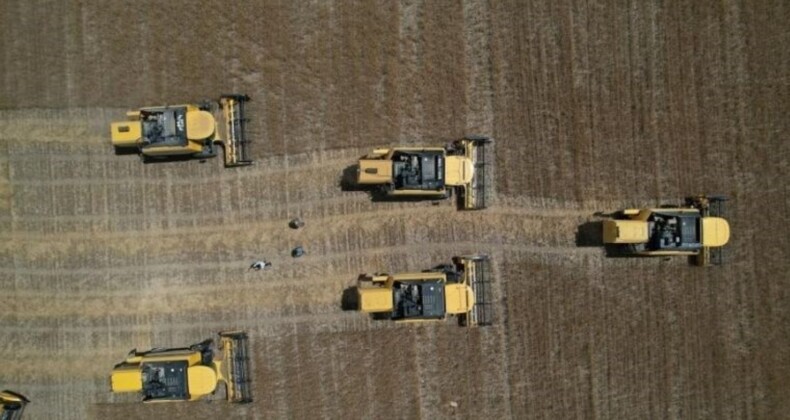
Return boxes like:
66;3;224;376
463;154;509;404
1;1;788;419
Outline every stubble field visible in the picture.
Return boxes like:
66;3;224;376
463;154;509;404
0;1;788;419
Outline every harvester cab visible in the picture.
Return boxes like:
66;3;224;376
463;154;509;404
356;255;493;326
602;196;730;266
111;94;253;167
110;331;252;403
356;136;492;210
0;390;29;420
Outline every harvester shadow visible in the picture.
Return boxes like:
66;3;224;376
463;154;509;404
603;244;637;258
114;147;210;164
144;155;208;165
370;193;446;204
575;221;603;247
339;164;365;192
113;147;139;156
341;286;359;311
124;154;210;165
602;244;674;260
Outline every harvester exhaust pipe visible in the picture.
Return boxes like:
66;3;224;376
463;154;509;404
218;331;253;403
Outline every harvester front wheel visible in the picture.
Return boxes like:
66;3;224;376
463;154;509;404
198;100;213;111
220;93;251;102
445;142;462;155
465;135;491;144
458;254;489;262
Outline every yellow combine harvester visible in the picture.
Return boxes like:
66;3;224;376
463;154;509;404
602;196;730;265
110;331;252;403
110;95;252;167
0;390;29;420
357;255;493;326
356;136;491;210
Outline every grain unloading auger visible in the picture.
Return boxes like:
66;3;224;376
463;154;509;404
111;94;253;167
356;255;494;326
110;331;252;403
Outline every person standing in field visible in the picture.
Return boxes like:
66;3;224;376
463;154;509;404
249;261;272;271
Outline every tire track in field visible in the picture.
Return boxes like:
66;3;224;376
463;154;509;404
8;308;503;383
0;108;124;145
3;209;593;309
2;135;645;420
3;190;600;398
2;313;375;382
7;241;596;294
0;197;602;239
4;155;359;186
0;195;608;241
2;126;646;239
2;145;369;231
463;0;494;136
4;140;538;236
396;0;424;141
3;0;784;419
7;243;600;318
0;143;10;223
4;203;600;388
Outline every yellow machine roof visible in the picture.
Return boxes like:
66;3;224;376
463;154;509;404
603;220;649;243
358;287;394;313
110;121;142;147
111;368;143;393
187;365;219;397
444;283;474;314
357;159;394;184
702;217;730;247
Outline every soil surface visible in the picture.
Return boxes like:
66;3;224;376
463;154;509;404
1;1;788;419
